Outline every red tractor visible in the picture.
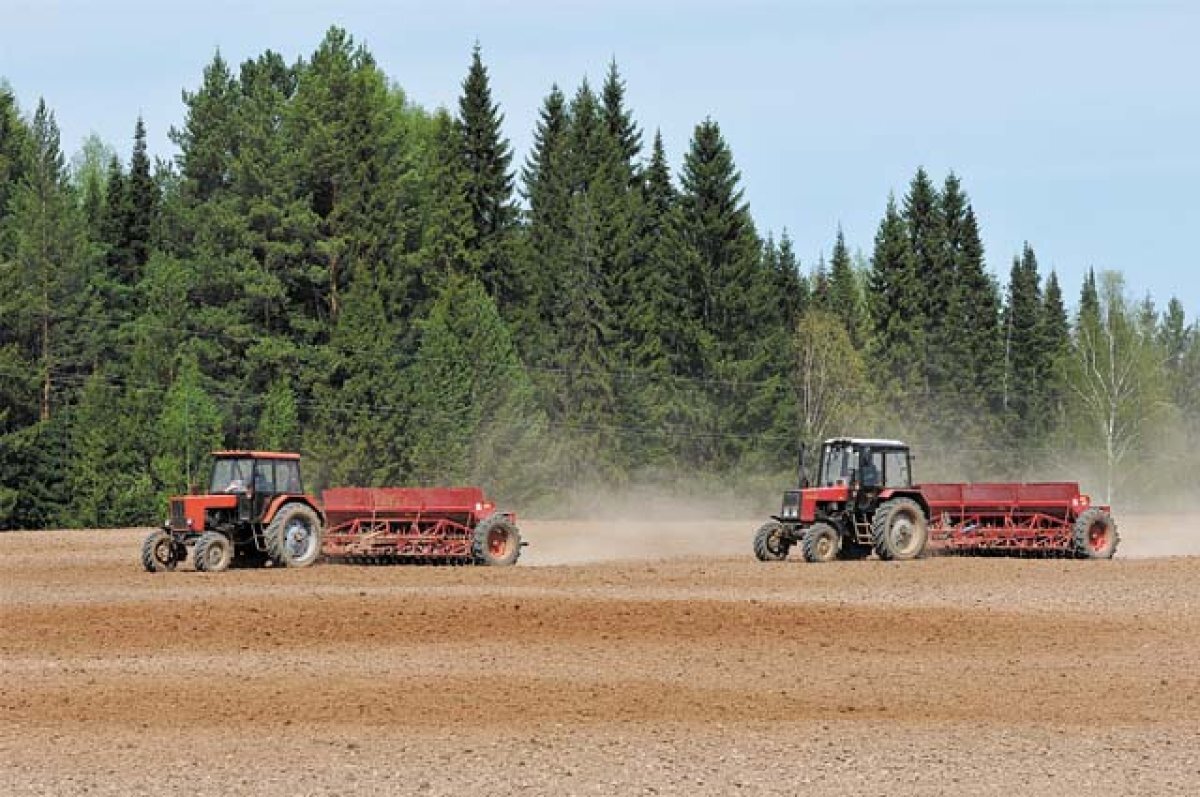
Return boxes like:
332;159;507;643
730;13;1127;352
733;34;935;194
754;437;1118;562
141;451;525;572
141;451;324;573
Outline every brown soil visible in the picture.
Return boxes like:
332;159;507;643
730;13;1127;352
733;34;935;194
2;516;1200;796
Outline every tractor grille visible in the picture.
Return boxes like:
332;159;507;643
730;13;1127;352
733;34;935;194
780;490;801;520
169;499;187;530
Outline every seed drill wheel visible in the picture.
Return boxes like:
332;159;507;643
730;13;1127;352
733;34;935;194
193;532;233;573
801;522;840;563
871;498;929;561
1072;508;1119;559
266;503;323;568
473;514;521;566
141;530;179;572
753;521;790;562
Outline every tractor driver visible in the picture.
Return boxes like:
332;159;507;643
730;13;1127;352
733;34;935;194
858;447;881;488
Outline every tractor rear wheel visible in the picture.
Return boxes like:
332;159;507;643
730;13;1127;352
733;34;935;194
1071;508;1118;559
193;532;233;573
473;514;521;566
266;503;323;568
871;498;928;561
141;530;179;572
753;521;790;562
802;522;840;563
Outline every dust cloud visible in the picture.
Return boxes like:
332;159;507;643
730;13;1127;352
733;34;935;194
516;480;777;566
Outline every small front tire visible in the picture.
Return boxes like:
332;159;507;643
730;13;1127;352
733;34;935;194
141;530;179;572
753;521;790;562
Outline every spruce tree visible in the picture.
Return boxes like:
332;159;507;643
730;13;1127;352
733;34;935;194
827;226;867;348
624;130;713;467
868;195;924;404
1002;243;1047;447
455;43;519;307
600;60;641;182
518;84;571;364
678;118;787;467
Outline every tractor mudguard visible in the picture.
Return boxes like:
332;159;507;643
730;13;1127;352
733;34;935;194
261;494;323;526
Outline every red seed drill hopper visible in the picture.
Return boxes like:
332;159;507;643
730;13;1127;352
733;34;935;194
320;486;523;565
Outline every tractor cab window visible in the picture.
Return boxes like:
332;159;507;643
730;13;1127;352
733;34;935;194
276;460;302;493
883;450;911;488
253;460;276;493
858;448;883;487
819;444;853;486
211;458;255;493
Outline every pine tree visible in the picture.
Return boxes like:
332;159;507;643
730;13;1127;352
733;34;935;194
868;195;924;404
600;60;641;182
1041;270;1072;423
827;226;867;348
678;118;787;467
518;84;571;364
1002;243;1047;447
170;51;238;202
455;43;519;308
125;116;158;276
902;168;951;393
623;131;713;467
2;100;88;422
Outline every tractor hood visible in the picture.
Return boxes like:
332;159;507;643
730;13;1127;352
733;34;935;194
167;494;238;532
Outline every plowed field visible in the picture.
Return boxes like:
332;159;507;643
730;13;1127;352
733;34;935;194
3;516;1200;796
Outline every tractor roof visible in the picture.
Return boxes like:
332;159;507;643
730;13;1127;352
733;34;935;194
211;450;302;460
823;437;908;449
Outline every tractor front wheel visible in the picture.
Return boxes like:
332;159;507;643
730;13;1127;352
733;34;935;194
802;522;840;563
1072;508;1119;559
871;498;929;561
753;521;790;562
141;530;179;572
266;503;324;568
473;514;522;566
193;532;233;573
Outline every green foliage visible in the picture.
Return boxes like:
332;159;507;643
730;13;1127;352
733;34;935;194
152;355;224;498
2;36;1198;527
408;275;551;501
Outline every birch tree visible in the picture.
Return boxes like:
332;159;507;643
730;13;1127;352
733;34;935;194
1067;271;1167;503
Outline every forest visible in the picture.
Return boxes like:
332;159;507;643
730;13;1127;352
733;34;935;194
1;27;1197;529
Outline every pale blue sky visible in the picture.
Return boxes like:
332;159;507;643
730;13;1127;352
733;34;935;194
3;0;1197;316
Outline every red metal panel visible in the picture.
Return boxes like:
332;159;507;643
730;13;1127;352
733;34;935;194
322;486;486;514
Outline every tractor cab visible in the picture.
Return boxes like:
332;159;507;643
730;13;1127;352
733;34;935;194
208;451;305;523
779;438;912;524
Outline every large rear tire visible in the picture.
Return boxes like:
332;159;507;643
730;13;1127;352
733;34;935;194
753;521;790;562
871;498;928;561
801;522;840;563
141;530;179;572
193;532;233;573
1072;508;1118;559
265;503;323;568
473;513;521;566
